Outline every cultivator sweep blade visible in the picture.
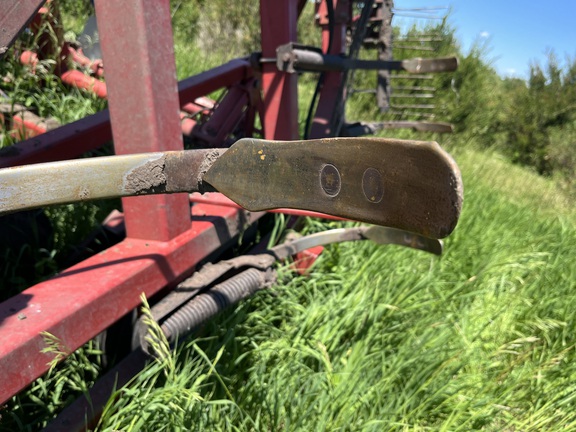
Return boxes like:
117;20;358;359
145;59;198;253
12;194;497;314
0;137;462;238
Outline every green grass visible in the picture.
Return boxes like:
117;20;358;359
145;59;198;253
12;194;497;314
89;147;576;431
2;2;576;430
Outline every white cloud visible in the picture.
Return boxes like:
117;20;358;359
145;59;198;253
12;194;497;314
506;68;517;76
480;31;490;38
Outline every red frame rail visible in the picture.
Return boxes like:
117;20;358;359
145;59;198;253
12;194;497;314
0;0;350;404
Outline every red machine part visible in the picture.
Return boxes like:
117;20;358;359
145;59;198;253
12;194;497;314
0;203;264;405
0;0;350;405
0;59;252;168
95;0;190;242
310;0;350;138
260;0;299;140
294;246;326;275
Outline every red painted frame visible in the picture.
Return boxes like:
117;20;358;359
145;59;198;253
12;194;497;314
0;0;349;404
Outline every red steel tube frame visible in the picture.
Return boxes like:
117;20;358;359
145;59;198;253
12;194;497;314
0;0;45;60
0;59;252;169
260;0;299;140
0;204;264;405
0;0;347;405
310;0;349;138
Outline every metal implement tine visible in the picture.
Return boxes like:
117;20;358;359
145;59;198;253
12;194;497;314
205;137;463;239
0;137;463;238
271;226;443;259
0;149;224;215
141;225;442;344
278;47;458;75
401;57;458;74
364;226;443;255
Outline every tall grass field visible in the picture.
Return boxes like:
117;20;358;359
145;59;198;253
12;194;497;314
85;145;575;431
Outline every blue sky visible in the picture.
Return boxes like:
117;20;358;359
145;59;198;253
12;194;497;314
393;1;576;78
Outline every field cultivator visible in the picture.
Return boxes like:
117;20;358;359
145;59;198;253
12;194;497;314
0;0;462;428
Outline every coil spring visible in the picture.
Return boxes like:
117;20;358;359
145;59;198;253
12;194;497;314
161;267;265;343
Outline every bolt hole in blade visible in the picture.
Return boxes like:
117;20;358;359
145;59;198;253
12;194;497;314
204;137;463;239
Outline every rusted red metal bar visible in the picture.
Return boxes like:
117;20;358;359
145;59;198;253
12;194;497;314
0;0;260;405
309;0;349;138
260;0;299;140
0;203;263;405
0;0;314;409
0;59;251;169
0;0;45;58
94;0;189;242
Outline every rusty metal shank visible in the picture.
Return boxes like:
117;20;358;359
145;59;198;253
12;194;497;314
276;44;458;74
0;137;462;238
0;149;225;215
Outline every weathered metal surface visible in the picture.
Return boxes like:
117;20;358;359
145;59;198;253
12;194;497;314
204;137;463;239
390;93;435;98
270;226;442;258
276;44;457;74
0;201;262;405
0;0;45;58
0;149;224;215
344;121;453;135
95;0;189;241
0;136;462;236
363;225;442;255
259;0;299;140
401;57;458;73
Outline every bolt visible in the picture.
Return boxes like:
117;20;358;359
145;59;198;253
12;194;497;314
320;164;341;197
